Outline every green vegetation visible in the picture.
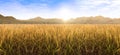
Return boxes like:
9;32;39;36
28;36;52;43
0;24;120;55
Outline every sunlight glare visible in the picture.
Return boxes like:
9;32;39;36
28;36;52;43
63;17;69;21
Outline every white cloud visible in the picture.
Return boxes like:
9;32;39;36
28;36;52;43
1;0;120;20
73;0;120;18
0;0;51;20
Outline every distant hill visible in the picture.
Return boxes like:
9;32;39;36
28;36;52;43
0;14;4;18
0;14;19;24
29;17;63;24
29;17;43;21
68;16;112;24
0;14;120;24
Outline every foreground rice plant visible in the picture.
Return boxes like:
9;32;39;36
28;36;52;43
0;24;120;55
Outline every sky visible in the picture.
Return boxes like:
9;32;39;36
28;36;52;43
0;0;120;20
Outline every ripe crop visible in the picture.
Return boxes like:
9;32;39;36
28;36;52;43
0;24;120;55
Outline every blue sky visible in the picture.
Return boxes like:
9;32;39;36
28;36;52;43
0;0;120;20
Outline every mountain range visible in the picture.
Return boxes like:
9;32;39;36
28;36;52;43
0;14;120;24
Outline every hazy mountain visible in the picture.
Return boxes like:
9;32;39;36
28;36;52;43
0;14;4;18
29;17;63;24
68;16;113;24
0;14;19;24
1;14;120;24
29;17;44;21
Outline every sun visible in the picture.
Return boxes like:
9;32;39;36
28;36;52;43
57;7;72;21
62;17;70;21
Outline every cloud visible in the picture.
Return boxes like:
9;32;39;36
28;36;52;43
0;0;120;20
73;0;120;18
0;0;51;20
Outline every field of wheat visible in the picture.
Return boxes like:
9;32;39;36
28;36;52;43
0;24;120;55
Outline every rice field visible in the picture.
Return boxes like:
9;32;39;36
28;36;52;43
0;24;120;55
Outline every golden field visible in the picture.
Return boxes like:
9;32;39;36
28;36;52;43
0;24;120;55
